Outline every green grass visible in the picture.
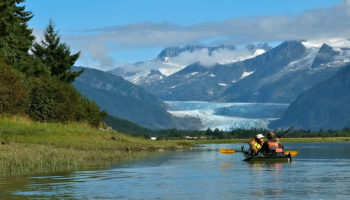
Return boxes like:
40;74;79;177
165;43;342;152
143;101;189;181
0;116;192;175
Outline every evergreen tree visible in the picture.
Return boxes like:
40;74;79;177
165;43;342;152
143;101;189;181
32;20;83;83
0;0;46;75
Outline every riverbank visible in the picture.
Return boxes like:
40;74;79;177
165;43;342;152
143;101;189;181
0;116;192;175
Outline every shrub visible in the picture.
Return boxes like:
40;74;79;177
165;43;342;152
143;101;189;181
26;76;104;126
0;61;28;114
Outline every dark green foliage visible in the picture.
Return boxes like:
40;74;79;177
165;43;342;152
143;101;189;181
0;0;48;76
0;59;28;114
78;98;106;127
26;76;105;126
103;115;154;137
32;20;83;83
0;0;36;73
0;0;104;127
26;77;56;121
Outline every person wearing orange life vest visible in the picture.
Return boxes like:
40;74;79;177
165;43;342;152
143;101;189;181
267;132;284;154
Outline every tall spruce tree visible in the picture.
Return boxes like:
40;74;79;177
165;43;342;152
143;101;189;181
0;0;42;74
32;20;83;83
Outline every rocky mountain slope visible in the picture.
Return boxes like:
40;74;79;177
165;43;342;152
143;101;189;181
270;63;350;130
73;67;201;130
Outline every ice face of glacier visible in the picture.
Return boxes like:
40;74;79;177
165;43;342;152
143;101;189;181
165;101;288;131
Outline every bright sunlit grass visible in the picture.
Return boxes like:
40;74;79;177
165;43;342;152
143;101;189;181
0;116;191;175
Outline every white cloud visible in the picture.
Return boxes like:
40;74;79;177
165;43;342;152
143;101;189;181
31;28;44;43
65;0;350;69
117;46;265;78
166;47;264;68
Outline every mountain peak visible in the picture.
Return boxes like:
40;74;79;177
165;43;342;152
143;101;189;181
266;40;306;61
279;40;304;49
319;43;338;54
311;43;340;69
157;47;182;59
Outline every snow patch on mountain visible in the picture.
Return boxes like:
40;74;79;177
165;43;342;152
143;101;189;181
158;61;186;76
241;71;254;79
262;41;350;83
218;83;228;87
109;44;270;85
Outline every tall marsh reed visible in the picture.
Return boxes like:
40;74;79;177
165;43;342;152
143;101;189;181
0;116;190;175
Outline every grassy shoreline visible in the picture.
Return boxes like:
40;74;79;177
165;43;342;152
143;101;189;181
0;117;192;175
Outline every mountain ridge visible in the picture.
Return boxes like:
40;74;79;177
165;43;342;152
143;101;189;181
73;67;201;130
143;40;349;103
270;63;350;130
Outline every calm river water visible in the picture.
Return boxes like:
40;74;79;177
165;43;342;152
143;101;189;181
1;142;350;199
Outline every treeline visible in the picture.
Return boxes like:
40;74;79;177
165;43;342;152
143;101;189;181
0;1;105;126
104;116;350;139
151;128;350;139
103;115;152;137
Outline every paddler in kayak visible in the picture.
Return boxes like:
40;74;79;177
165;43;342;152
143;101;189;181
255;133;269;154
267;132;284;154
249;133;284;155
247;134;268;155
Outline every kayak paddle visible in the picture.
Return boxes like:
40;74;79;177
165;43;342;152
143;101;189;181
220;148;236;154
285;151;298;157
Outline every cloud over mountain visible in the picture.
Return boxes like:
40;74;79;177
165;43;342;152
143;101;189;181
66;0;350;70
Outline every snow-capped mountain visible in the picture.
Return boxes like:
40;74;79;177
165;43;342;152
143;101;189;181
108;43;271;85
144;39;350;103
217;39;350;103
111;67;165;85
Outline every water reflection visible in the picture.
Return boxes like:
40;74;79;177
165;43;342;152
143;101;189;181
247;162;291;198
220;162;235;169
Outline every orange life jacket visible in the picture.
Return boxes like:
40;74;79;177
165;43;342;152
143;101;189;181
268;141;283;154
268;141;278;149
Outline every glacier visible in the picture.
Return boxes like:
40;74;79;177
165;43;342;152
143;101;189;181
165;101;288;131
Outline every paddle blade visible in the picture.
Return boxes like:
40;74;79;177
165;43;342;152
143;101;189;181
220;149;236;154
285;151;298;157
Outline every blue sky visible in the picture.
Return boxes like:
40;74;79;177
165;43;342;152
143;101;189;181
25;0;349;70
